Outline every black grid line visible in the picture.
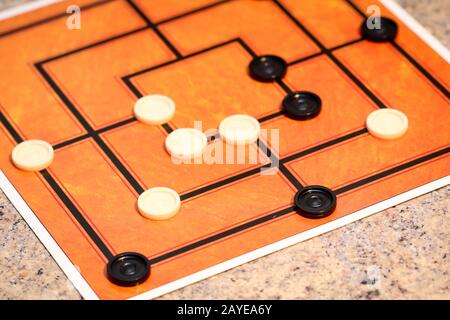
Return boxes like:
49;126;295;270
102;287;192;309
281;128;369;164
37;26;149;65
335;146;450;194
0;0;448;267
125;0;182;59
148;205;296;265
123;37;239;80
154;0;231;26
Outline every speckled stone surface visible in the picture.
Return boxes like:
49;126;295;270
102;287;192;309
0;0;449;300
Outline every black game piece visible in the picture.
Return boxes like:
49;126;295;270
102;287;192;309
361;16;398;42
249;55;287;82
294;186;336;219
282;91;322;120
107;252;150;286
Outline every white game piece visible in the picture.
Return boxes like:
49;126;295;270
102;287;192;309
218;114;260;145
134;94;175;125
137;187;181;220
165;128;207;160
366;109;408;140
11;140;54;172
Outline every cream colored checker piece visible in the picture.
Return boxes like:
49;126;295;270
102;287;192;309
134;94;175;125
12;140;54;172
219;114;260;145
165;128;207;160
366;109;408;140
138;187;181;220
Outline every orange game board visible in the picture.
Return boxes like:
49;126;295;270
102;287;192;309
0;0;449;299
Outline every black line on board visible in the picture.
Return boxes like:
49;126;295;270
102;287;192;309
53;133;91;150
0;112;23;143
124;0;152;26
0;0;114;38
38;26;149;64
96;117;137;134
149;205;297;264
122;77;143;98
125;0;182;58
34;64;145;195
276;79;293;95
155;0;231;25
345;0;450;99
40;170;114;260
281;128;368;164
93;135;145;194
278;164;303;190
390;41;450;99
124;38;239;80
288;37;364;67
344;0;366;16
335;147;450;195
236;38;256;57
257;111;284;123
258;138;304;191
35;64;92;129
331;37;365;51
161;123;174;134
287;51;323;66
54;117;137;150
180;165;268;201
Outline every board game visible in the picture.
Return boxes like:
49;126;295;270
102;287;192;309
0;0;449;300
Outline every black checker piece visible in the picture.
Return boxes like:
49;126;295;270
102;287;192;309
361;16;398;42
249;55;287;82
282;91;322;120
107;252;150;286
294;186;337;219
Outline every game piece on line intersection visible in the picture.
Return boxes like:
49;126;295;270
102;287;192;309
366;108;408;140
282;91;322;120
218;114;260;145
165;128;207;160
249;55;287;82
107;252;150;287
11;140;54;172
138;187;181;220
294;186;337;219
361;16;398;42
134;94;175;125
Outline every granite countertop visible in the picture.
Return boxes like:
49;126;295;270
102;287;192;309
0;0;449;300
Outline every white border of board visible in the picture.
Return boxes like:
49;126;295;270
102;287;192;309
0;171;99;300
0;0;61;20
0;0;449;300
